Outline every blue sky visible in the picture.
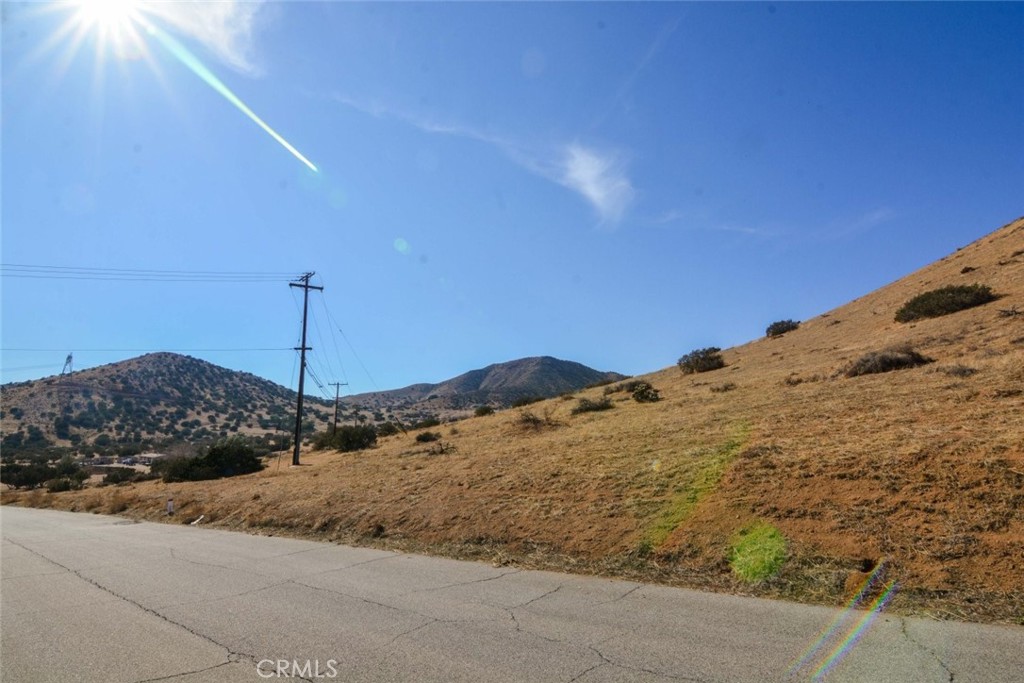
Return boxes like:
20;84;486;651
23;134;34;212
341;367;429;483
2;1;1022;398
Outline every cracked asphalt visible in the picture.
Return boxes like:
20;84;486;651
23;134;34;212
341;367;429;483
2;508;1022;682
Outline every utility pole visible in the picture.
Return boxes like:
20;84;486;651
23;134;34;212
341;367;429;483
328;381;348;433
289;273;323;466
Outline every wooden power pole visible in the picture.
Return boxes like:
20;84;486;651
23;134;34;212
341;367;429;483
290;272;323;466
329;381;348;433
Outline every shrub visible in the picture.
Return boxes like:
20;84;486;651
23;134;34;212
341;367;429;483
45;477;79;493
571;397;614;415
677;347;725;374
313;425;378;452
157;437;264;482
937;364;977;378
710;382;737;393
517;410;544;429
630;382;661;403
427;441;457;455
410;417;441;430
516;408;560;430
766;320;800;337
376;422;401;437
605;380;645;395
415;431;440;443
102;467;139;485
1;463;56;489
511;396;543;408
474;405;495;417
894;284;997;323
844;345;934;377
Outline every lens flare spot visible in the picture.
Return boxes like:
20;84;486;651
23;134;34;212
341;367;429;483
298;167;324;192
393;238;411;255
328;187;348;210
521;47;546;78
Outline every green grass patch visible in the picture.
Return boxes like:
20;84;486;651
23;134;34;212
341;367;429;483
641;425;748;552
729;521;787;582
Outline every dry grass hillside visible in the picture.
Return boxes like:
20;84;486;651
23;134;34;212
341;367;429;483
5;216;1022;623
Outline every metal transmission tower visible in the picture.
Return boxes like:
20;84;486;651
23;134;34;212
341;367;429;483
289;273;323;466
328;381;348;433
58;353;74;410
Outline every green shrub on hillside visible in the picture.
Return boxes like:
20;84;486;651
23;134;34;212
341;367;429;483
844;346;934;377
415;431;441;443
376;422;401;437
631;382;661;403
766;320;800;337
571;397;614;415
474;405;495;417
603;380;660;402
102;466;140;485
894;284;997;323
677;347;725;374
313;425;378;452
156;437;264;482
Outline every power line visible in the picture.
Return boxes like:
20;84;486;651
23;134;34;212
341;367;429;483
1;264;298;282
1;347;292;352
319;294;349;385
319;292;382;392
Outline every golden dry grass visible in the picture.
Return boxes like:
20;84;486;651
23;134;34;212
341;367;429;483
5;216;1023;623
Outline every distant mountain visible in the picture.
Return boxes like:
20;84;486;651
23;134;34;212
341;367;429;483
339;356;627;421
0;353;624;457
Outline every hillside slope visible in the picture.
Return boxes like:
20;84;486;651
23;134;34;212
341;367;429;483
6;216;1022;622
0;353;332;454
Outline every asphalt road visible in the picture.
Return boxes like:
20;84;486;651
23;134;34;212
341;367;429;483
2;507;1021;683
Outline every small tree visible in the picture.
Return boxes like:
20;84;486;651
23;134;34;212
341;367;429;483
203;437;264;477
765;320;800;337
157;437;264;482
677;347;725;374
474;405;495;417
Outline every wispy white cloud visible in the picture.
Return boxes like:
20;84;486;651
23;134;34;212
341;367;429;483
328;93;636;223
819;207;897;241
559;145;635;224
649;208;784;238
146;1;270;75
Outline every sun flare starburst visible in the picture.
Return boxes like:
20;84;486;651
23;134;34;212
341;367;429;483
74;0;139;30
28;0;318;172
72;0;144;57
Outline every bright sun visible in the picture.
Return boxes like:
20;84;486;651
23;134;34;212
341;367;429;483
70;0;146;59
75;0;140;32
